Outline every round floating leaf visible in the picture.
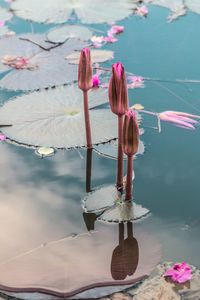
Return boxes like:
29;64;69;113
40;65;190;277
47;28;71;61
0;85;117;149
47;25;93;44
186;0;200;14
0;37;89;91
11;0;137;24
66;50;114;65
35;147;55;157
0;225;160;299
93;139;145;160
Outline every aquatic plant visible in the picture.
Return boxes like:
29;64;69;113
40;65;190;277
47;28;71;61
78;48;93;149
109;62;129;191
123;110;139;201
164;262;192;283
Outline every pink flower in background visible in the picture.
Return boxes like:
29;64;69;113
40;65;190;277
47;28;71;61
92;74;100;88
91;35;105;48
136;5;149;17
0;133;6;141
103;35;118;43
0;21;5;27
159;111;200;130
108;25;124;36
164;262;192;283
127;75;144;89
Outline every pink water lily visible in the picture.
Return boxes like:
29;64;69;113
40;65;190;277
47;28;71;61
127;75;144;89
91;35;105;48
164;262;192;283
136;5;148;17
103;35;118;43
92;74;100;88
159;111;200;130
108;25;124;36
0;133;6;141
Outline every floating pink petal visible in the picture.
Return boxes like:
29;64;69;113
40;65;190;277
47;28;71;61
127;75;144;89
0;133;6;141
159;111;200;129
91;35;105;48
103;35;118;43
164;262;192;284
108;25;124;36
136;5;148;17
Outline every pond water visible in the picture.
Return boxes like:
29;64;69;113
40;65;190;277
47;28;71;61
0;0;200;298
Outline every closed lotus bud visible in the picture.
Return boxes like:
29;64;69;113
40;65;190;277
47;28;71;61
123;110;139;156
78;48;93;92
109;62;128;116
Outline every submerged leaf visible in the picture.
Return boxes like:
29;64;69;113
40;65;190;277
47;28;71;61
0;85;117;149
66;50;114;65
11;0;137;24
93;139;145;160
47;25;93;44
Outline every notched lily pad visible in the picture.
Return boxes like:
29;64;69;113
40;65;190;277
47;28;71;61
47;25;93;44
82;185;150;223
11;0;137;24
0;85;117;149
66;50;114;65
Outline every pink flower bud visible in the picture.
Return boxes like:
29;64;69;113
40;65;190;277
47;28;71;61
109;62;128;116
78;48;93;92
123;110;139;156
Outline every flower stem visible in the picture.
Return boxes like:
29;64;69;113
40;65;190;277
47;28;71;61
125;155;133;201
83;91;92;149
86;148;93;193
117;115;124;191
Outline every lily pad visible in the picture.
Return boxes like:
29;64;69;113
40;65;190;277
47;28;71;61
47;25;93;44
11;0;137;24
35;147;55;157
93;139;145;160
82;185;150;223
0;85;117;149
186;0;200;14
66;50;114;65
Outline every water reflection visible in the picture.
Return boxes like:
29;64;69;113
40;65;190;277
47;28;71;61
111;222;139;280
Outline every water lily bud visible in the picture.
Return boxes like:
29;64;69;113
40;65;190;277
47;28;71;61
109;62;128;116
123;110;139;156
78;48;93;92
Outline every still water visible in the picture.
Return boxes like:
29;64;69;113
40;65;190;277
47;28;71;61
0;1;200;298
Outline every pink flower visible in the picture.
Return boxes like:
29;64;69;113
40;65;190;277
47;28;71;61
164;262;192;284
136;5;148;17
127;75;144;89
91;35;104;48
0;133;6;141
108;25;124;35
0;21;5;27
92;74;100;88
103;34;118;43
159;111;200;130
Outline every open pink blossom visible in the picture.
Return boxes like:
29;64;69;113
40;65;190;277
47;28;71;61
92;74;100;88
127;75;144;89
136;5;148;17
0;133;6;141
164;262;192;283
103;34;118;43
108;25;124;36
159;111;200;130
